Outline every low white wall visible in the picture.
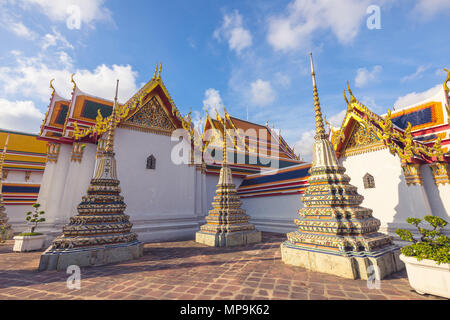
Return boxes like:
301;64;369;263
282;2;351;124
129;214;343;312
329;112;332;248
241;194;301;234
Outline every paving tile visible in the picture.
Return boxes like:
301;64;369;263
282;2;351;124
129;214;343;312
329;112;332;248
0;233;443;300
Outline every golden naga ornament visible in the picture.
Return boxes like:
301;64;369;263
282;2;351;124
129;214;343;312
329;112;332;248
338;83;447;164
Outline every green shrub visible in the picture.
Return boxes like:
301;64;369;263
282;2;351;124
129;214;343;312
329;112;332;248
396;216;450;264
0;225;6;243
25;203;46;235
18;232;43;236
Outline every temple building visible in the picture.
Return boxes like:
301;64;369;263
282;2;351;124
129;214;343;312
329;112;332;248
0;129;47;231
0;64;449;246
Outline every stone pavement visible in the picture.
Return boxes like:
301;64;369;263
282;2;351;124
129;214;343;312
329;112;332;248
0;232;445;300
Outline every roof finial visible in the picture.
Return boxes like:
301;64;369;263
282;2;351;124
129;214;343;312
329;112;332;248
346;81;356;103
50;79;55;95
309;52;326;140
153;63;158;79
157;63;162;79
105;80;119;153
344;89;350;105
71;73;77;90
444;68;450;93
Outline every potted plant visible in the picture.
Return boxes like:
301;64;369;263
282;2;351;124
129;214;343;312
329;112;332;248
13;203;47;252
396;216;450;299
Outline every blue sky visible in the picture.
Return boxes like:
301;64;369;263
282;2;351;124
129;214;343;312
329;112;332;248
0;0;449;160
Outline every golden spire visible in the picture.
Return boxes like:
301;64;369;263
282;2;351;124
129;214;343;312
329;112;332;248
105;80;119;154
309;53;327;140
222;111;227;165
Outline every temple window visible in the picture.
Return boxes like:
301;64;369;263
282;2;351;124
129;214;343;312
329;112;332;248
363;173;375;189
146;155;156;170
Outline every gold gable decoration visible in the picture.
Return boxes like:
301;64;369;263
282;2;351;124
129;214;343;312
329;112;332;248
73;63;190;141
333;82;447;164
341;122;385;157
120;96;176;135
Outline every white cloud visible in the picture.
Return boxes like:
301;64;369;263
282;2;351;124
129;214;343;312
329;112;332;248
435;68;448;78
412;0;450;20
393;84;442;110
0;6;38;40
214;10;252;54
401;65;428;82
274;72;291;89
8;20;37;39
267;0;376;52
293;108;350;162
327;109;347;128
41;28;74;51
0;54;139;103
293;129;315;162
355;65;382;88
0;99;44;133
20;0;112;27
203;88;223;116
250;79;275;107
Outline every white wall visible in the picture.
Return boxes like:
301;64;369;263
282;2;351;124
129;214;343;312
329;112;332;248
114;128;200;242
341;149;433;235
421;164;450;223
241;194;301;234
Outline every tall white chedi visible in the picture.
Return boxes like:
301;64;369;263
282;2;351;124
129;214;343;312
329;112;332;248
39;80;143;271
280;53;404;280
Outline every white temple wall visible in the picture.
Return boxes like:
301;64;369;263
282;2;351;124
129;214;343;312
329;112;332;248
58;143;97;223
114;128;199;242
241;194;301;234
340;148;432;236
421;164;450;225
3;171;43;229
5;205;33;226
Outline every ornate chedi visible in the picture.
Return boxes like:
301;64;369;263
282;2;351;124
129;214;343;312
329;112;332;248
0;135;13;240
195;117;261;247
281;54;404;280
39;81;143;271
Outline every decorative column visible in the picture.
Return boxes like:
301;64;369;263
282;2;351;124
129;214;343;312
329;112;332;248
46;143;61;163
39;80;143;271
281;53;403;280
402;163;423;186
429;162;450;186
0;135;13;239
70;142;85;162
195;116;261;247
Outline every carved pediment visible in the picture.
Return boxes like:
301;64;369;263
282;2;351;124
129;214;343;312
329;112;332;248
341;122;385;157
121;96;176;135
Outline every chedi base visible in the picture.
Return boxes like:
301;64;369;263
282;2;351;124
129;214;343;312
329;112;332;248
38;241;143;271
281;241;404;280
196;230;261;247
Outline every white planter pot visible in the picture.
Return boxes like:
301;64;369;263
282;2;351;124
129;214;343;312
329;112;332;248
400;254;450;299
13;235;46;252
